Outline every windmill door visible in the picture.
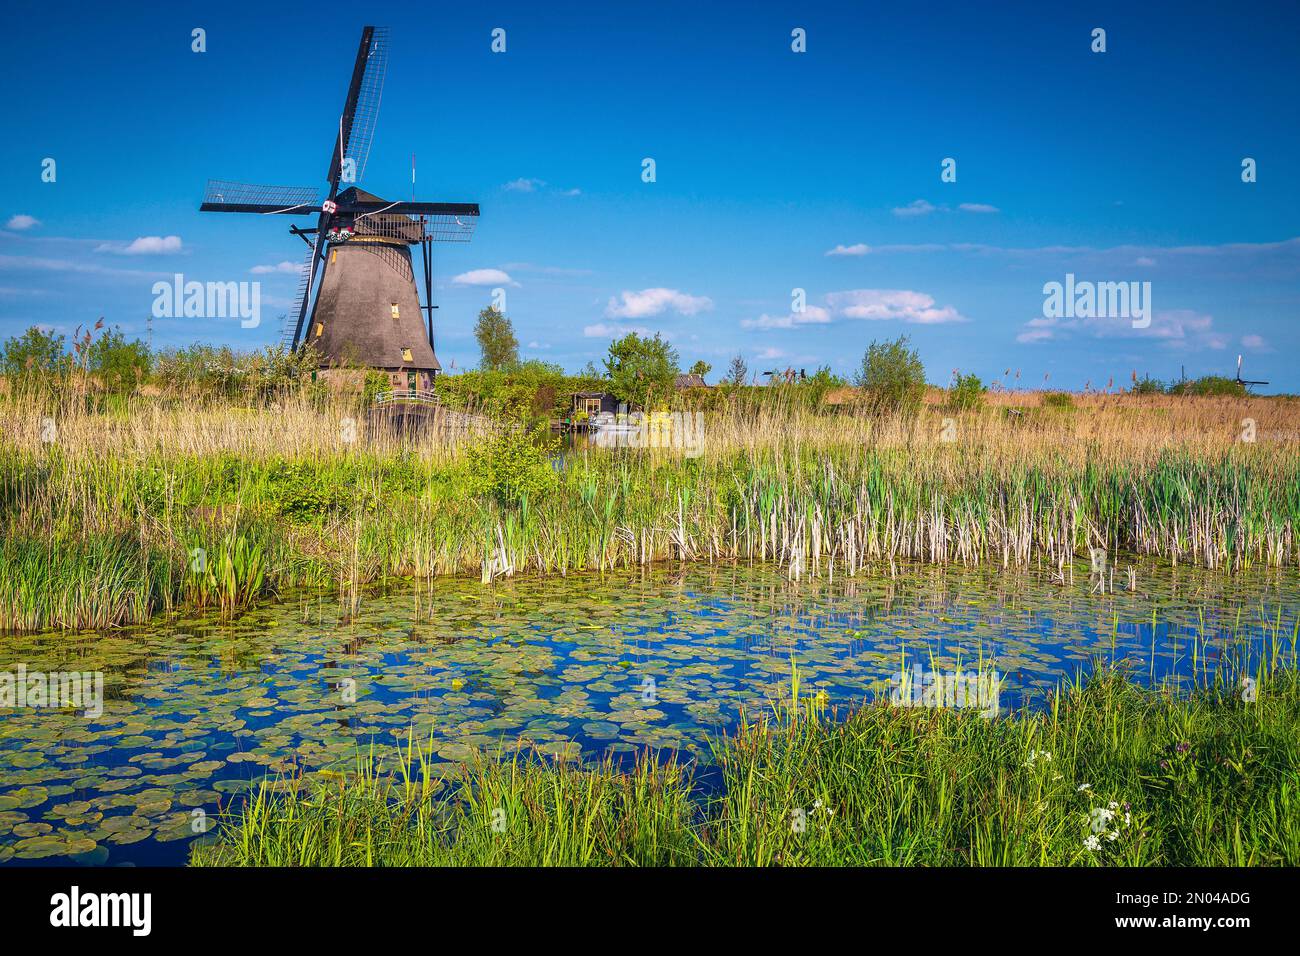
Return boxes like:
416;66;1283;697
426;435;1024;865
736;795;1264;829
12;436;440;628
407;371;417;393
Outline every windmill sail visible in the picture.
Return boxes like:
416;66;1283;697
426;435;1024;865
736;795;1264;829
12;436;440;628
201;180;319;215
329;27;388;188
280;236;321;350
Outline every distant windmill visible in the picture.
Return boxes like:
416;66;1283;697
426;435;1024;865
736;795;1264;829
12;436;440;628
1236;354;1269;393
199;26;479;392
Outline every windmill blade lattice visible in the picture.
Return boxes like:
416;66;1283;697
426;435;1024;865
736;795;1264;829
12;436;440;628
340;27;388;187
201;180;319;214
279;237;320;349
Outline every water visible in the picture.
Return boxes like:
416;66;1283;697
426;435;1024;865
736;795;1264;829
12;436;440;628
1;560;1295;866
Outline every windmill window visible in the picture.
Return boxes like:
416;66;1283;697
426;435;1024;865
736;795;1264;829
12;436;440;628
390;303;400;319
313;323;324;338
330;250;337;263
401;348;413;363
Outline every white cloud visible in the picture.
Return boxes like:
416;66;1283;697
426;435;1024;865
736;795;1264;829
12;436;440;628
825;243;870;257
250;261;303;275
745;290;966;329
95;235;184;255
825;289;966;324
1241;333;1271;351
892;199;937;217
583;321;653;338
527;340;551;350
741;306;832;330
1135;256;1156;267
958;203;999;214
1016;317;1059;343
5;214;39;231
452;268;517;287
503;178;544;192
1015;310;1227;350
604;287;713;319
0;253;163;279
755;347;787;361
560;188;582;197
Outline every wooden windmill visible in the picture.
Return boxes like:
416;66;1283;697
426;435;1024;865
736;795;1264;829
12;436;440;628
200;26;478;392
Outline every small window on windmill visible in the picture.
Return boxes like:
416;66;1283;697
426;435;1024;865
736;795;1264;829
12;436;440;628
313;323;324;338
401;348;413;363
390;303;400;319
330;249;337;263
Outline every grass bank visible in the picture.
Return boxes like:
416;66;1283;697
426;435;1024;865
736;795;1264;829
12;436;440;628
192;664;1300;866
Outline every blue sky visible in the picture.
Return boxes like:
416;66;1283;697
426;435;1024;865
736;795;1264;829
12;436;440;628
2;0;1297;389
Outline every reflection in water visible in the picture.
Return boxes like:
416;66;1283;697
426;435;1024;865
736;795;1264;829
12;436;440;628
0;560;1295;866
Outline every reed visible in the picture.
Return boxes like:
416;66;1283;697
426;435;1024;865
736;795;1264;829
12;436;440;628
2;389;1298;631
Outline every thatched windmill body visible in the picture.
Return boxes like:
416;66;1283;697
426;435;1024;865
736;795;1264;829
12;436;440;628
200;26;478;392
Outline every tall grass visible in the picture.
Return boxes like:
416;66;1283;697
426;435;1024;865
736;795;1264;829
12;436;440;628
192;662;1300;867
2;390;1298;631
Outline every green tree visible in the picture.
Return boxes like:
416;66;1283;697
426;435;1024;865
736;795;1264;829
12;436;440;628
474;306;519;371
1;325;67;391
604;332;680;408
688;360;712;382
88;326;151;395
855;335;927;413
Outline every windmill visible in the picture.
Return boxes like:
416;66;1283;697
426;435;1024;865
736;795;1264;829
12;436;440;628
1236;354;1269;393
199;26;478;393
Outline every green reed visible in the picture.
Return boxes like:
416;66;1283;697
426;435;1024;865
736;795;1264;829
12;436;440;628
3;409;1299;631
193;662;1300;867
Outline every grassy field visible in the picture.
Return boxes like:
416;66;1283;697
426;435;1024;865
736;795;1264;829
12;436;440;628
191;662;1300;867
2;389;1298;631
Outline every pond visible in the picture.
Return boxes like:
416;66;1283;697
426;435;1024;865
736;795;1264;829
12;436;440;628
1;560;1296;866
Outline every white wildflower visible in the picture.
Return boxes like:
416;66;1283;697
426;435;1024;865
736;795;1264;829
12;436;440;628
1089;807;1114;833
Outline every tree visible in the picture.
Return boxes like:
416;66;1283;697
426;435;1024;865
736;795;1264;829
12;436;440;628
1;325;67;392
88;326;151;395
855;335;926;413
688;360;712;382
604;332;679;408
726;353;748;386
474;306;519;371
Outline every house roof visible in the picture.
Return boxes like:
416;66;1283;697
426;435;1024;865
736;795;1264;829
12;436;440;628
675;373;707;388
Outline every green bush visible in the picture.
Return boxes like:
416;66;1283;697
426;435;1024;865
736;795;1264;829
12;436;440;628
363;370;391;404
1042;392;1074;409
855;336;926;414
88;326;151;396
1;326;68;395
947;373;986;411
265;461;351;520
465;419;558;507
1131;375;1165;395
1173;376;1246;398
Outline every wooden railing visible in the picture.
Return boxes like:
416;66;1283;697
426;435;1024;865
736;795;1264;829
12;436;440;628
373;389;440;406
